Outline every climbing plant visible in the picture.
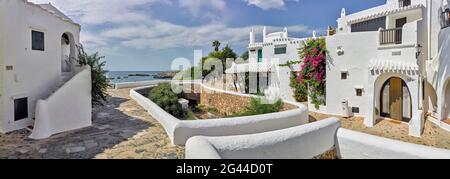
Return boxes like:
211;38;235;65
298;38;327;109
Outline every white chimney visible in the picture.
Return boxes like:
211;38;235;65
250;28;255;44
284;27;288;38
263;26;267;42
313;30;317;38
341;8;346;18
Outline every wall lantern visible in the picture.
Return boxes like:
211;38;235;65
416;44;422;59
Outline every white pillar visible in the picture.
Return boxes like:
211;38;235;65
284;27;288;38
250;28;255;44
263;26;267;42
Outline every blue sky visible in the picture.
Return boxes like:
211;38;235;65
31;0;385;71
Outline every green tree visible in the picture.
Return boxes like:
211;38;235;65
212;40;221;52
77;45;110;106
240;51;249;62
201;45;238;77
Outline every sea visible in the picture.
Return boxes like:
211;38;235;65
107;71;160;83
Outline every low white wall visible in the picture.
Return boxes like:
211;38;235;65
130;81;309;146
185;118;450;159
30;67;92;139
185;118;341;159
337;128;450;159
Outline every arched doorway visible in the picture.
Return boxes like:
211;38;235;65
61;33;73;73
380;77;412;122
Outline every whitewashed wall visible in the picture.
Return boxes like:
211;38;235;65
186;118;341;159
129;81;309;146
29;67;92;139
0;0;81;133
325;31;378;117
337;128;450;159
436;27;450;121
0;2;5;129
185;118;450;159
326;19;424;136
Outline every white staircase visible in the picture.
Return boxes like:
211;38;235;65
27;72;75;132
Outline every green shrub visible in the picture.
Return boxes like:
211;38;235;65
290;72;308;102
77;45;110;106
230;98;284;117
148;83;185;119
206;106;219;113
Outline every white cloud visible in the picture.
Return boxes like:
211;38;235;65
28;0;310;51
100;22;311;49
29;0;167;25
244;0;299;10
178;0;227;20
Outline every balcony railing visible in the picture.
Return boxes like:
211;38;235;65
380;28;403;45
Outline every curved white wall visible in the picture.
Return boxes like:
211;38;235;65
30;67;92;139
185;118;341;159
129;81;309;146
337;128;450;159
185;118;450;159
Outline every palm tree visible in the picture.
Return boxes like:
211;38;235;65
212;40;221;52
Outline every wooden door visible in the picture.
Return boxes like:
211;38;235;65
389;78;403;121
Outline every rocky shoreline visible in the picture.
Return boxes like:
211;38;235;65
154;71;179;79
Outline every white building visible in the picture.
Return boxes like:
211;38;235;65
226;27;318;101
0;0;92;139
322;0;450;137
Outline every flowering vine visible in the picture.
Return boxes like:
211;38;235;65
297;38;327;109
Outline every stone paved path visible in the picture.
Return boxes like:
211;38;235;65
0;88;184;159
310;112;450;150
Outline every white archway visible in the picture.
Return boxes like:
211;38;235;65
61;32;76;73
372;72;417;123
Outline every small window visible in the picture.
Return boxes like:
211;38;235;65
32;30;45;51
274;47;287;55
14;97;28;121
356;89;363;96
399;0;411;8
341;72;348;80
352;107;360;114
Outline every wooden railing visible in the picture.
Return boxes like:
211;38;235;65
380;28;403;45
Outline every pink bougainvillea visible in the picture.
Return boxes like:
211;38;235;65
297;39;327;109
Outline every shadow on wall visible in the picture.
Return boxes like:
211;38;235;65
0;96;155;159
438;28;450;120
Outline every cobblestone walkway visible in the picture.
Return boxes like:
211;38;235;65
0;88;184;159
310;112;450;150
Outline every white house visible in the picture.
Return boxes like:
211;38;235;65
322;0;450;137
226;27;318;101
0;0;92;139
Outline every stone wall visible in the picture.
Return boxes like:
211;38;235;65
199;87;297;116
200;88;251;116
